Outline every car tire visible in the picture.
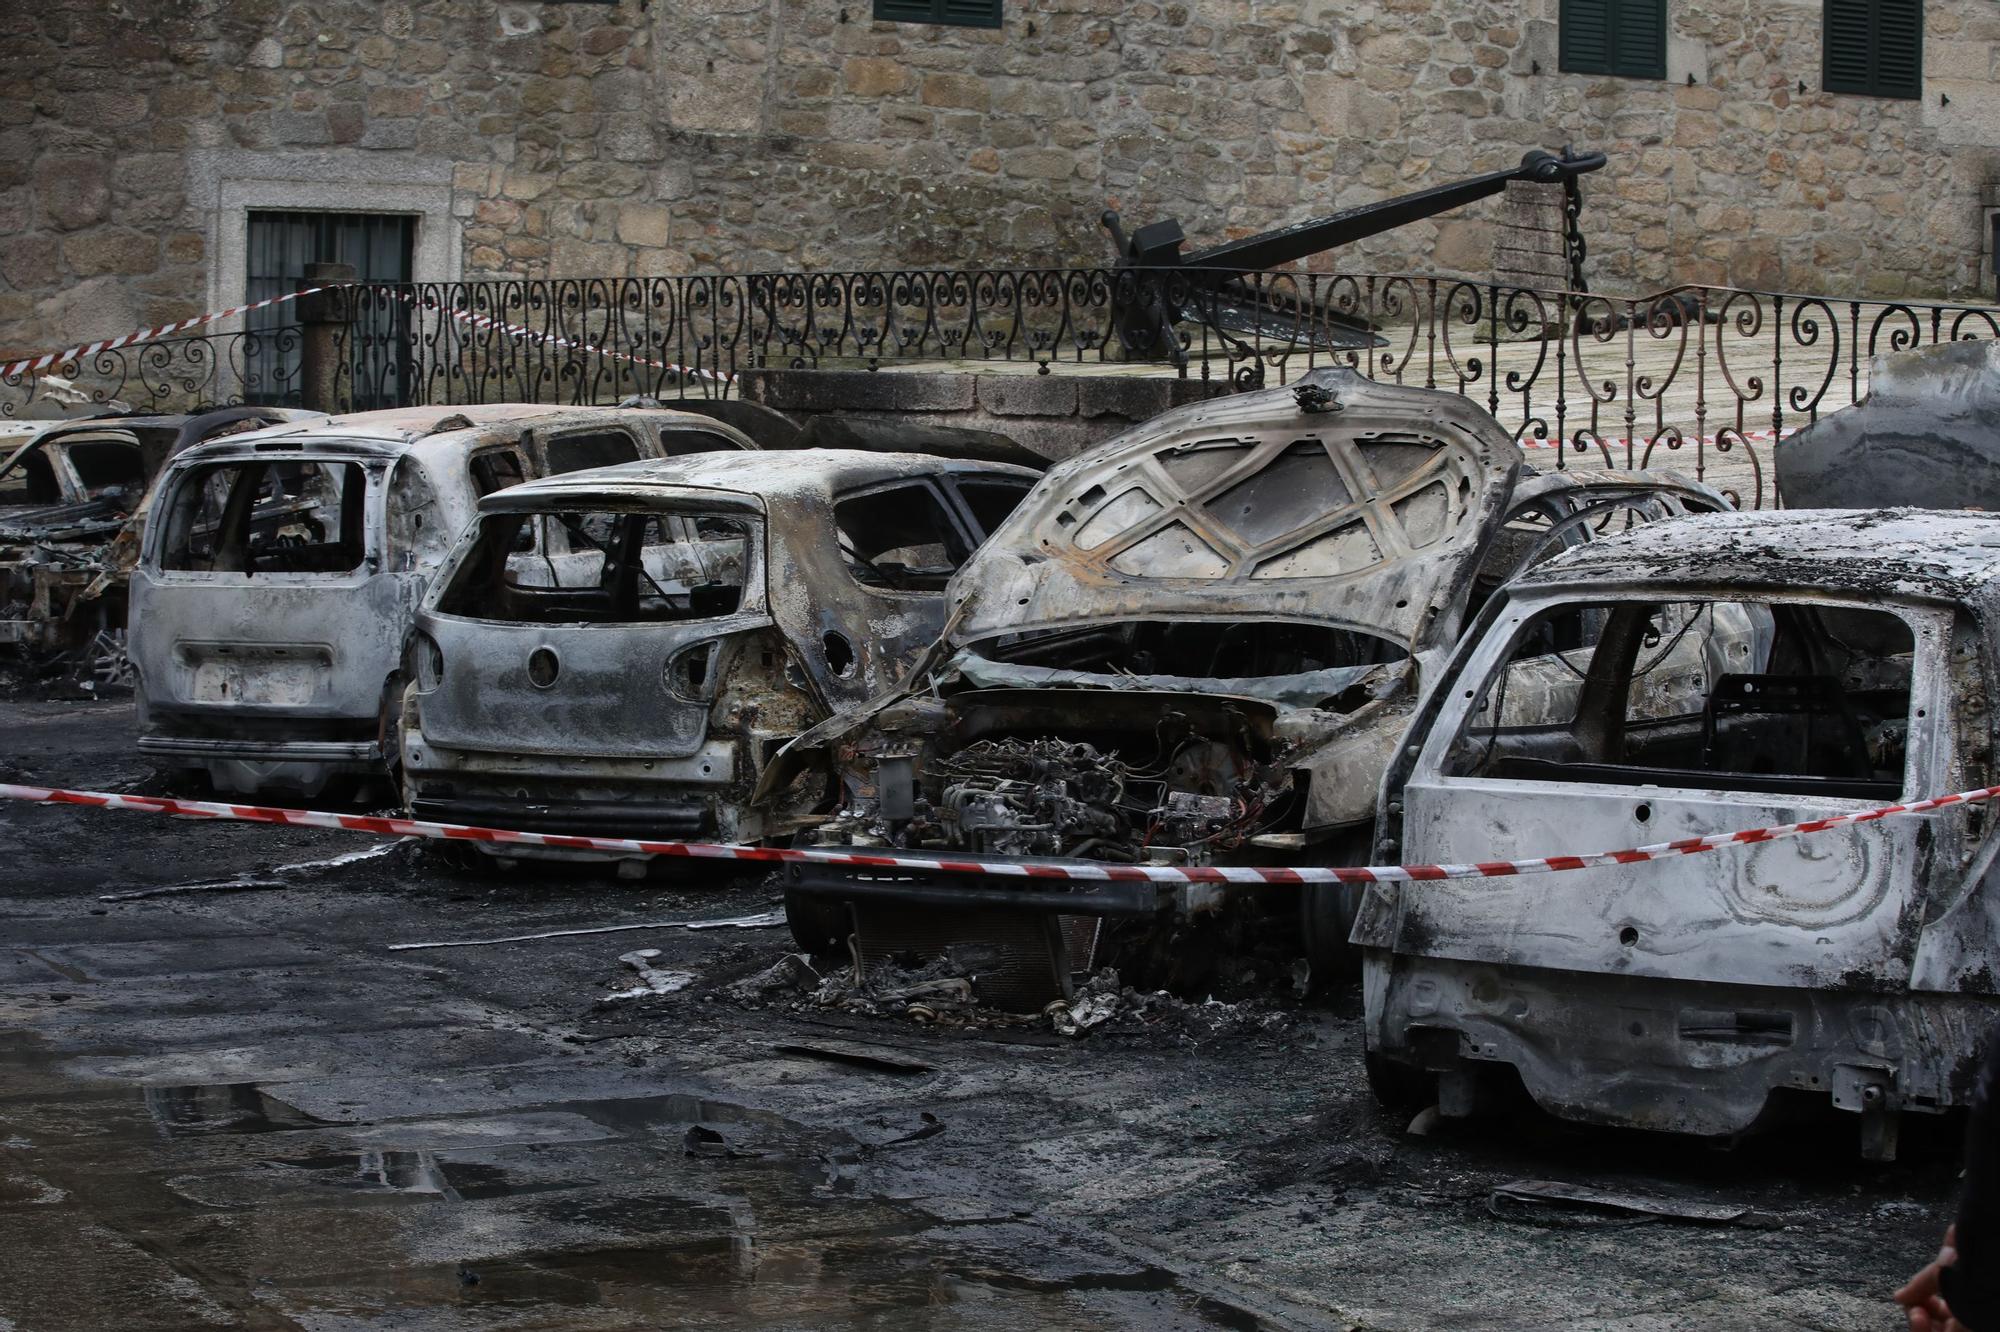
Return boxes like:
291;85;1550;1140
1299;881;1363;979
1365;1051;1437;1114
783;889;852;956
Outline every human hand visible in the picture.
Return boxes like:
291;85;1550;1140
1895;1225;1966;1332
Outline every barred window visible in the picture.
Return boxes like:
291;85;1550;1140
873;0;1002;29
1559;0;1667;80
1824;0;1922;99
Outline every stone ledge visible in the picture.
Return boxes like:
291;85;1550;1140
975;374;1079;417
737;368;976;413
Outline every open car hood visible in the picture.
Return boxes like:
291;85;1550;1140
949;368;1522;650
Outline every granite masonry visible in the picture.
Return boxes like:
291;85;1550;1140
3;0;1999;356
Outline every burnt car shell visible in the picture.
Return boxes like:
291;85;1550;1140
398;449;1040;862
759;368;1729;995
128;405;754;796
0;407;321;653
1360;508;2000;1158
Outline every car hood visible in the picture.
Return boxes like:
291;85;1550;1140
948;368;1522;652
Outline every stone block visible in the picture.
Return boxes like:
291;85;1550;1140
616;203;672;246
976;374;1078;417
0;235;61;290
1077;376;1183;421
740;368;976;413
40;162;110;231
62;228;157;277
844;56;910;96
360;118;420;150
921;73;991;111
368;86;427;117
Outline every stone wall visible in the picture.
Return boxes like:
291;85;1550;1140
4;0;1999;359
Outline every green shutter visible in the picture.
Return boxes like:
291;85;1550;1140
940;0;1003;28
1560;0;1664;79
1610;0;1666;78
1874;0;1923;97
1824;0;1922;98
873;0;1001;27
1560;0;1612;74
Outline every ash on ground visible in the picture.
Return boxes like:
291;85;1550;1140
716;951;1297;1045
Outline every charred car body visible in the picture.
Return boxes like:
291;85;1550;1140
129;404;759;796
0;407;320;660
760;369;1727;997
1360;509;2000;1159
399;450;1038;866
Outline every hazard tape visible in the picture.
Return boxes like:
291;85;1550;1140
1;284;732;389
0;288;333;380
2;780;1993;889
390;291;732;385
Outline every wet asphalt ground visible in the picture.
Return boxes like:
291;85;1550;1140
0;693;1971;1330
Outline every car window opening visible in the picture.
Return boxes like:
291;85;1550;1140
834;483;972;591
954;478;1034;535
972;619;1408;681
159;460;370;575
1448;599;1915;800
469;450;526;497
543;431;640;475
439;508;751;625
0;446;61;504
68;441;147;498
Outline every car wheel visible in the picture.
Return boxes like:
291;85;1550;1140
1365;1051;1437;1114
1299;880;1363;979
783;889;852;956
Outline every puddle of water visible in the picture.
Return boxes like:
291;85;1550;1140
141;1083;338;1136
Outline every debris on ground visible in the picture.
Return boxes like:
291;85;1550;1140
711;953;1295;1044
603;948;697;1002
1488;1179;1787;1228
389;908;784;952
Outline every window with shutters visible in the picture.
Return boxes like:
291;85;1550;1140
873;0;1002;29
1559;0;1667;79
1824;0;1922;98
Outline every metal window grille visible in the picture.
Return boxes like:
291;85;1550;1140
872;0;1002;29
1558;0;1667;80
245;211;416;409
1823;0;1922;99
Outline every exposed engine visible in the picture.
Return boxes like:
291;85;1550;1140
854;735;1279;865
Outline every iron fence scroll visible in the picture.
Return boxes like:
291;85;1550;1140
8;268;2000;509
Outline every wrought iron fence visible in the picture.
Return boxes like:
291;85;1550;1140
8;269;2000;508
0;329;307;418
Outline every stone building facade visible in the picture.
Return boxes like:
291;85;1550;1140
3;0;1997;358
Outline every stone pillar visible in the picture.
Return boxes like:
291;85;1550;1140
1493;181;1570;294
297;261;357;414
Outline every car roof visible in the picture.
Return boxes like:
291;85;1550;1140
162;404;753;466
1516;508;2000;604
479;449;1041;509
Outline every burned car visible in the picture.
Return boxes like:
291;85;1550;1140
1359;509;2000;1159
759;369;1728;998
129;404;759;797
0;407;320;662
398;449;1039;867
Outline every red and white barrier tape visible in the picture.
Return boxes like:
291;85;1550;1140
2;780;1992;888
388;290;731;385
2;283;730;388
1;288;333;380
